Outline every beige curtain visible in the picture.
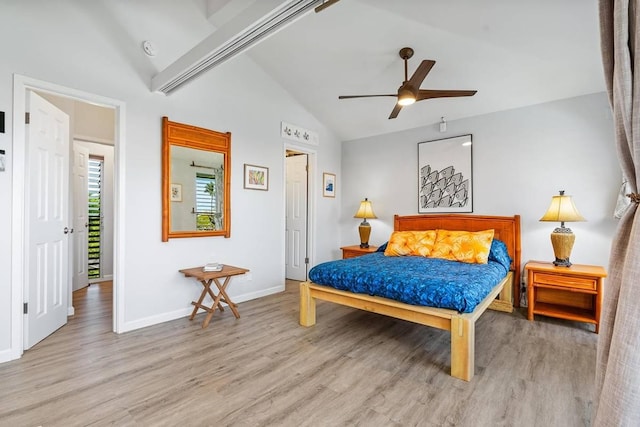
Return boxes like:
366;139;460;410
594;1;640;425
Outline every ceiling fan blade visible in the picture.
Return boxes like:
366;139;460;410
339;94;396;99
388;103;403;119
417;90;477;100
408;60;436;88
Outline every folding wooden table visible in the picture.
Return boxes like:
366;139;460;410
179;264;249;328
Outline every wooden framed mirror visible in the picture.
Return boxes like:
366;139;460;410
162;117;231;241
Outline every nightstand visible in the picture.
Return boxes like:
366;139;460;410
525;261;607;333
340;245;378;259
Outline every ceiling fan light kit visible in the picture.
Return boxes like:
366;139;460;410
338;47;477;119
398;88;416;106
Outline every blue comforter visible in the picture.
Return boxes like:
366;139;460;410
308;252;510;313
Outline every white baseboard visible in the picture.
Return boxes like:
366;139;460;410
118;285;285;333
89;274;113;284
232;284;285;304
0;347;21;364
119;307;194;333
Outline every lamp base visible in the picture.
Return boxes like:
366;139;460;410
553;257;572;267
550;228;575;268
358;221;371;248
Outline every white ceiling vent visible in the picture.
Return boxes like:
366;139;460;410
151;0;329;94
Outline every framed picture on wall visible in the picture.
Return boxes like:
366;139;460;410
418;134;473;213
244;164;269;191
323;172;336;198
170;183;182;202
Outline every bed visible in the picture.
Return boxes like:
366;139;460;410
299;214;521;381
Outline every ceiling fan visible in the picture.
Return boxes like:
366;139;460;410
338;47;477;119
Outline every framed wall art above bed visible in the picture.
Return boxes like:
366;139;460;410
418;134;473;213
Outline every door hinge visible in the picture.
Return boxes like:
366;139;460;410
305;257;309;264
25;112;30;124
23;302;28;314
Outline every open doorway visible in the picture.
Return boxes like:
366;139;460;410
73;140;115;290
37;93;116;294
10;75;125;359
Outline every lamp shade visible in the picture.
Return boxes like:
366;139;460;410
539;191;585;224
354;198;377;219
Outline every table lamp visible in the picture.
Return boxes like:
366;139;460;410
354;198;377;248
539;190;585;267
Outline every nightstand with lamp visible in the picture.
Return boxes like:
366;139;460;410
341;198;378;259
526;190;607;332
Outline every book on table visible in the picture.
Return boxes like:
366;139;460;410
203;263;223;272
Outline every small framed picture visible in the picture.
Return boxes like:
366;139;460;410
244;164;269;191
170;183;182;202
323;173;336;198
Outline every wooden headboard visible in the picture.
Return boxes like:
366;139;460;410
394;214;522;307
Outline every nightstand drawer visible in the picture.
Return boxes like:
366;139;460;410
340;245;378;259
342;250;362;259
532;272;597;291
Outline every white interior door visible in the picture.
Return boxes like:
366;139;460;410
285;154;308;281
72;142;89;291
24;91;70;349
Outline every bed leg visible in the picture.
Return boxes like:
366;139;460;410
299;281;316;327
489;274;514;313
450;316;474;381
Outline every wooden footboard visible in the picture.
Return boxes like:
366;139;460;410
300;272;512;381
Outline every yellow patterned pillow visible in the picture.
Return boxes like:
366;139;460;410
384;230;437;257
430;229;495;264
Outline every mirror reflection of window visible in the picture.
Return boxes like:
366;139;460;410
196;173;219;230
169;145;224;232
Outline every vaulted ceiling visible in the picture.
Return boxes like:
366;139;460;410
103;0;604;141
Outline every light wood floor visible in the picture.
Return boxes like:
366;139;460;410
0;280;597;427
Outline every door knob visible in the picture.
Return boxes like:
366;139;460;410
63;227;69;234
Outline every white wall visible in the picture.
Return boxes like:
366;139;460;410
0;1;342;359
74;101;115;143
341;93;619;302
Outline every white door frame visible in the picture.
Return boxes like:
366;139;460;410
10;74;126;360
283;142;316;279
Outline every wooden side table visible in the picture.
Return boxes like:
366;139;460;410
179;264;249;328
340;245;378;259
525;261;606;333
